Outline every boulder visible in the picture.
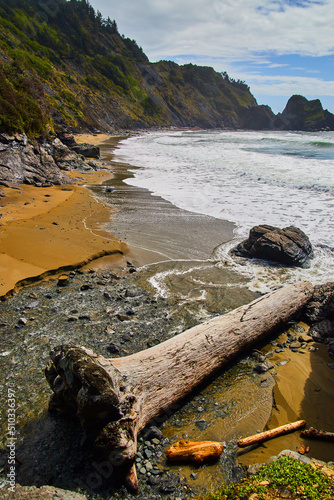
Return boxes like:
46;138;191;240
304;282;334;323
0;484;87;499
303;282;334;359
0;134;73;187
71;143;100;158
232;224;313;266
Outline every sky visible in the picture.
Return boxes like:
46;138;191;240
88;0;334;114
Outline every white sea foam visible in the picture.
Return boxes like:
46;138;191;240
115;130;334;289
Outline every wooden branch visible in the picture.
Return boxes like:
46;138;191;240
45;281;313;492
166;440;224;465
237;420;306;448
300;427;334;442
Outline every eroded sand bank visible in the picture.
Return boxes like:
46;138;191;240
0;136;127;296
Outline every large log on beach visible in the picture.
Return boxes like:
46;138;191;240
45;281;314;492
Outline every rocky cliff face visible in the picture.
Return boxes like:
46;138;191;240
0;133;99;195
275;95;334;131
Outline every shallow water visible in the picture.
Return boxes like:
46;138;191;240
113;130;334;294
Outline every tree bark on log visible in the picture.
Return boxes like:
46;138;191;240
45;281;314;492
237;420;306;448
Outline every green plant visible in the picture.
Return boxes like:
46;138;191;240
202;456;334;500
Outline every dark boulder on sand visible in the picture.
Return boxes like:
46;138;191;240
232;224;313;267
71;143;100;159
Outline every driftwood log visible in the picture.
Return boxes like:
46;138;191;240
237;420;306;448
166;440;224;464
45;281;313;492
300;427;334;442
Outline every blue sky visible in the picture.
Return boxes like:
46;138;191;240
88;0;334;114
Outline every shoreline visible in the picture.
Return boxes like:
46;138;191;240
0;135;128;297
90;136;236;268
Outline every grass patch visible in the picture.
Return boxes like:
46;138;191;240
201;456;334;500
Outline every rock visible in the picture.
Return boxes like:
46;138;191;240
275;95;334;132
0;134;74;187
143;425;164;441
159;479;178;493
51;138;92;171
195;419;208;430
80;284;94;291
0;484;87;499
310;320;334;342
304;282;334;322
147;475;160;486
276;360;290;366
57;275;69;287
289;341;302;349
71;143;100;158
232;225;313;266
253;361;274;373
106;342;120;354
304;284;334;359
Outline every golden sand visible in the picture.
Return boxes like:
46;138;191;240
0;136;127;296
238;326;334;465
73;133;112;145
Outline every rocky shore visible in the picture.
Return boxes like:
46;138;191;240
1;134;334;500
0;133;103;197
1;263;334;499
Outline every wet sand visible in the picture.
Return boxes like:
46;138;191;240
89;137;236;268
0;136;128;296
238;329;334;466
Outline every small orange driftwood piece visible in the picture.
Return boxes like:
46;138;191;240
166;440;224;465
237;420;306;448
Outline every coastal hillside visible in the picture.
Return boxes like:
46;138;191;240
275;95;334;132
0;0;273;135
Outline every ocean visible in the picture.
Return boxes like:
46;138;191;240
113;129;334;294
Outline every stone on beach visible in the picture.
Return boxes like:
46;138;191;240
232;224;313;266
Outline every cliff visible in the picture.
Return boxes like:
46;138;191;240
0;0;272;136
275;95;334;132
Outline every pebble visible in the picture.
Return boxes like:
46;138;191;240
289;341;302;349
276;360;290;366
106;342;120;354
190;473;197;480
195;419;208;430
253;361;274;373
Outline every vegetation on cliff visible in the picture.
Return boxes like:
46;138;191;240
0;0;269;135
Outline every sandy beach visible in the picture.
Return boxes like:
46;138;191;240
0;136;128;296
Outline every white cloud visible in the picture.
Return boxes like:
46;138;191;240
89;0;334;110
91;0;334;61
240;73;334;96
